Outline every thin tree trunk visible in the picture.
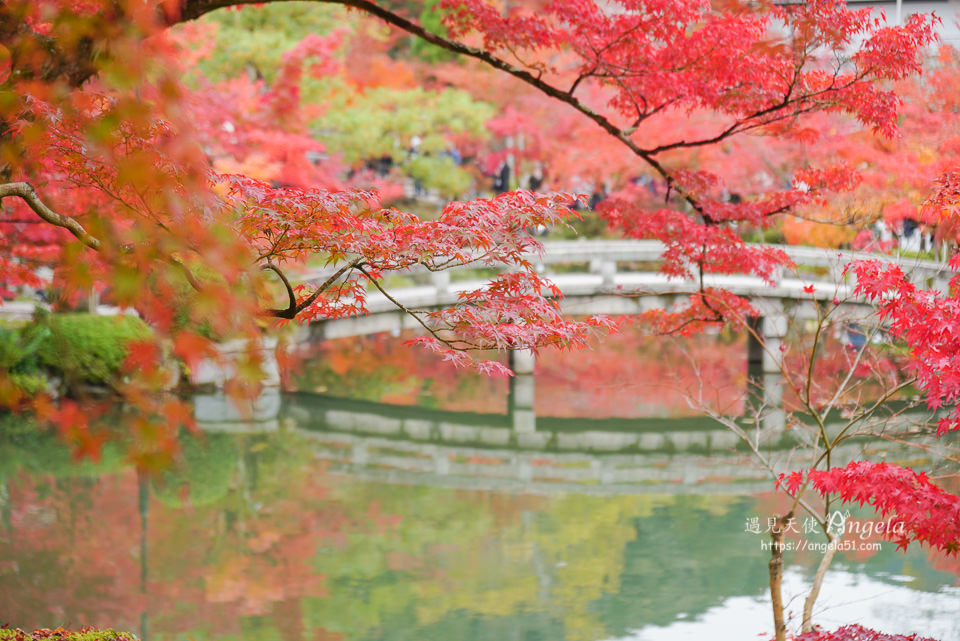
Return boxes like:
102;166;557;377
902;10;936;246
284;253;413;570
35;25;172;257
769;511;793;641
802;531;838;632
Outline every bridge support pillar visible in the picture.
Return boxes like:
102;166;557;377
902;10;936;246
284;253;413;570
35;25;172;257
509;349;536;433
510;348;536;375
190;337;281;388
748;301;787;432
433;447;450;476
431;271;451;298
515;456;533;482
353;442;368;467
589;259;617;289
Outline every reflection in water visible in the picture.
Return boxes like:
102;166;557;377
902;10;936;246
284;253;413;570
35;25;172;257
266;391;937;493
0;319;944;639
287;322;910;425
621;570;960;641
1;415;958;641
287;327;748;418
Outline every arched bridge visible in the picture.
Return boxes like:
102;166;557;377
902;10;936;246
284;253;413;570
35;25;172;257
296;240;950;341
284;241;951;436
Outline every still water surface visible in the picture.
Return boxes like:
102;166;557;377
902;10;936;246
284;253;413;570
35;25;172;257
2;329;959;640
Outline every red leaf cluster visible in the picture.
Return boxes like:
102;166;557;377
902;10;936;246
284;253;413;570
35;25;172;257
793;461;960;555
851;259;960;434
793;624;939;641
0;629;135;641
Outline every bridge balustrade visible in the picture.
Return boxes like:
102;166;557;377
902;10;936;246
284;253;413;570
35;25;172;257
299;240;950;343
291;241;951;432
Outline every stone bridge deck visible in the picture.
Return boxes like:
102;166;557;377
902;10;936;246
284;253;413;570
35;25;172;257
298;240;950;340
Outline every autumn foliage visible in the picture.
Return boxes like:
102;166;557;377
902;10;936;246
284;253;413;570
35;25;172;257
2;3;960;633
0;629;136;641
793;624;939;641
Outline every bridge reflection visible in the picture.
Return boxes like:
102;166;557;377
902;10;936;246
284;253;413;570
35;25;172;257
194;389;938;496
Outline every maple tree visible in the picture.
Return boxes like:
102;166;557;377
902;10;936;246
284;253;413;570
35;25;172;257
0;0;937;372
724;301;929;635
762;57;960;631
2;0;959;637
771;45;960;250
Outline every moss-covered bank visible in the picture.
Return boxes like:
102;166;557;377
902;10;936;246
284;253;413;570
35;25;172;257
0;312;151;400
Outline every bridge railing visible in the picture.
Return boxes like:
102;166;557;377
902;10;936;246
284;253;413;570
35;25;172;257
301;239;952;299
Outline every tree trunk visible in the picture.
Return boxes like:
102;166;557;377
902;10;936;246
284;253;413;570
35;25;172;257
802;531;838;632
769;511;793;641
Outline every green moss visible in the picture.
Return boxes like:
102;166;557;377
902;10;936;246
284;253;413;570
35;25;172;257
36;313;152;387
0;321;53;397
0;321;50;373
7;372;49;396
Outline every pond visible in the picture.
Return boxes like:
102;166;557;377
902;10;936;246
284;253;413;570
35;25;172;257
1;327;958;641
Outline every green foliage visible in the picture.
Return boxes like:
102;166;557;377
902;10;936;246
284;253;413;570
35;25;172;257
546;211;614;240
7;372;49;397
0;319;53;397
742;225;786;245
314;87;494;165
411;0;456;63
193;2;346;83
407;155;473;197
0;411;42;438
0;321;50;374
36;313;151;387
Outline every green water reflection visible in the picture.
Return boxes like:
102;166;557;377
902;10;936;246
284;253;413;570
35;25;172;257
2;419;957;641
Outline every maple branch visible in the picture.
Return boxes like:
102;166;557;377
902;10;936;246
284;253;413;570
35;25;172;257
177;1;731;223
357;265;483;351
636;65;873;156
706;410;824;526
262;262;297;315
0;182;102;251
264;259;362;319
875;430;960;468
803;297;831;448
820;317;880;419
0;6;100;86
169;256;204;293
0;182;208;293
566;69;594;97
827;378;920;451
0;182;356;320
801;530;838;633
696;253;724;322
